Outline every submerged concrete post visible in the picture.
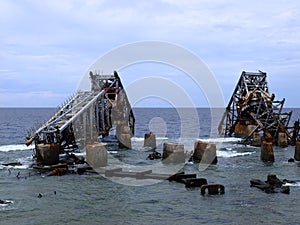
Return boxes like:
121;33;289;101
193;141;217;164
277;132;288;147
251;131;261;147
36;143;60;165
162;142;185;163
294;140;300;161
144;132;156;149
86;142;107;168
261;141;274;162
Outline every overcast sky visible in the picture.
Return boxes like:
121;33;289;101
1;0;299;107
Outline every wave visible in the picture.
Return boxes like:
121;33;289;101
0;144;34;152
217;150;255;158
131;137;168;142
0;200;14;206
4;164;29;169
197;137;242;143
108;151;118;154
284;182;300;187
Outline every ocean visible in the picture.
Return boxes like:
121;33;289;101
1;108;300;225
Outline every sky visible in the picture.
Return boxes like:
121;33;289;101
0;0;300;107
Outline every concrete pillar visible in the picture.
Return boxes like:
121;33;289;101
277;132;288;147
36;143;60;165
162;142;185;163
294;140;300;161
86;142;107;168
144;132;156;149
117;125;132;149
118;133;132;149
261;141;274;162
193;141;217;164
251;131;261;147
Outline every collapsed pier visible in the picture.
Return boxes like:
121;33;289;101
25;69;300;167
218;71;300;146
26;71;135;165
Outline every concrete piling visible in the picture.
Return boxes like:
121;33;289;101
294;140;300;161
193;141;217;164
144;132;156;149
36;143;60;165
261;141;274;162
277;132;288;147
117;125;132;149
86;142;108;168
118;133;132;149
251;131;261;147
162;142;185;163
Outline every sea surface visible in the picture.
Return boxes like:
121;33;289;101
1;108;300;225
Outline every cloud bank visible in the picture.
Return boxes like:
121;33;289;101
0;0;299;107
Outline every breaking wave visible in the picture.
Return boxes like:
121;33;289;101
284;182;300;187
197;137;242;143
217;149;255;158
131;137;168;142
0;144;34;152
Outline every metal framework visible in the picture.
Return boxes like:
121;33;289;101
26;71;135;152
218;71;293;143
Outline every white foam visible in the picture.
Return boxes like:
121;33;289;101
0;200;14;207
131;137;168;142
217;150;255;158
11;165;29;169
198;137;242;143
108;151;118;154
0;144;34;152
284;182;300;187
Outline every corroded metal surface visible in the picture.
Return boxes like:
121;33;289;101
219;71;298;145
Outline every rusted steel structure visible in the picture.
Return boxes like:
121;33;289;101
219;71;298;145
26;71;135;160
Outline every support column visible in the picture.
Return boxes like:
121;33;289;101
193;141;217;164
294;139;300;161
86;142;108;168
162;142;185;163
261;141;274;162
117;125;132;149
144;132;156;149
277;132;288;147
36;143;60;165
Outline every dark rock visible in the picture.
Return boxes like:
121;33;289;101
267;174;283;188
167;172;197;182
280;186;290;194
0;199;12;204
182;178;207;188
201;184;225;195
251;174;291;194
288;158;295;162
250;179;265;187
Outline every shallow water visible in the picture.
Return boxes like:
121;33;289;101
0;108;300;225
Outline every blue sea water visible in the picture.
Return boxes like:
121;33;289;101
0;108;300;225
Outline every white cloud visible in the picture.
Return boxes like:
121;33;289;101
0;0;299;106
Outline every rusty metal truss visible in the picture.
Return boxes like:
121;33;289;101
218;71;295;144
26;71;135;152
